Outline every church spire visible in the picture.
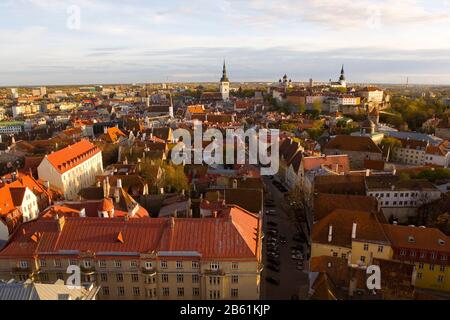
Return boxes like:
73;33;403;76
221;60;229;82
339;64;345;81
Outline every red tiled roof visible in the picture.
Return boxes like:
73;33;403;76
0;206;261;259
45;140;101;174
303;155;350;173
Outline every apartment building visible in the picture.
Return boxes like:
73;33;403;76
0;206;263;300
383;224;450;293
37;140;103;200
365;175;442;223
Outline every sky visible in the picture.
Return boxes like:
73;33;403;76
1;0;450;86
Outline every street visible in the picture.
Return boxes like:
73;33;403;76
260;176;310;300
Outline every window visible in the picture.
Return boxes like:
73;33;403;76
429;264;435;271
161;261;168;269
83;260;92;268
176;261;183;269
192;261;200;269
363;244;369;251
99;260;106;268
437;275;444;283
19;261;28;269
209;277;220;285
192;274;199;283
341;253;347;259
210;262;219;270
193;288;200;297
162;274;169;283
232;262;239;270
145;262;153;269
177;288;185;297
100;273;108;282
410;251;416;257
231;275;239;284
133;287;140;296
378;246;384;253
130;261;138;268
177;274;184;283
40;273;49;282
102;287;110;296
431;252;436;259
70;259;77;266
440;265;446;273
54;259;62;268
114;260;122;268
116;273;124;282
209;290;220;300
332;252;338;257
162;288;170;297
420;252;426;258
418;263;424;270
39;259;46;267
417;273;423;279
56;273;64;280
231;288;239;298
360;256;366;263
400;250;406;256
117;287;125;297
131;273;139;282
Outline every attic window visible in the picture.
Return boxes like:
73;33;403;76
117;232;124;244
408;236;415;243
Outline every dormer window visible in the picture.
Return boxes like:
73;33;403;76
408;236;415;243
438;239;445;246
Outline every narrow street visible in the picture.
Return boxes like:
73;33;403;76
261;176;310;300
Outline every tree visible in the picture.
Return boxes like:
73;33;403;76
162;163;189;193
298;102;306;114
312;100;322;115
140;159;163;191
380;137;401;161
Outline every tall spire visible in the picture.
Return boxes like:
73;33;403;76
339;64;345;81
221;60;229;82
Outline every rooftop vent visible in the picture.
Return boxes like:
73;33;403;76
408;236;415;243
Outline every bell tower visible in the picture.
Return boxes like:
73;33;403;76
219;61;230;101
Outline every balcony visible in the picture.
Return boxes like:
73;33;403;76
203;268;225;276
80;265;96;275
141;267;157;275
12;267;32;274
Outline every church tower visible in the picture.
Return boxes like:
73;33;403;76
219;61;230;101
339;64;347;87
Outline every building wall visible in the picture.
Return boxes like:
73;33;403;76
311;243;352;260
0;256;261;300
20;188;39;222
350;241;393;266
414;262;450;293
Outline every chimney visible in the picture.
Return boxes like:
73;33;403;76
212;211;218;218
365;169;370;177
117;179;122;189
160;187;165;195
103;177;110;198
43;181;50;189
352;223;357;239
328;225;333;243
79;208;86;218
104;126;108;134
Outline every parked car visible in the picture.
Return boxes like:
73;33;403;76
265;277;280;285
267;264;280;272
268;259;280;266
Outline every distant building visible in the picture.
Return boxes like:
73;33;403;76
219;61;230;101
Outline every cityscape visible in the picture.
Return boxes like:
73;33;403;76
0;0;450;308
